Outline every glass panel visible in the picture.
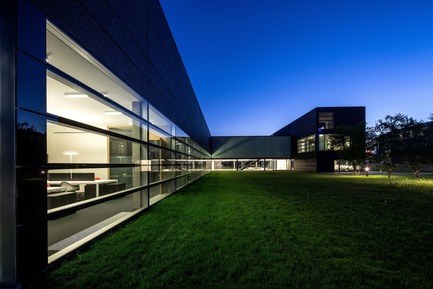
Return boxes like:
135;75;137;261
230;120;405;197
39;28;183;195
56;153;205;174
48;195;141;256
47;74;146;140
47;122;108;165
162;180;175;195
149;146;161;184
175;126;188;138
47;25;143;114
149;185;161;200
47;122;148;208
45;22;155;262
318;134;325;150
149;105;174;135
176;176;188;189
318;112;334;130
297;135;316;153
212;160;236;170
47;168;130;210
176;153;189;176
45;21;211;261
108;135;148;190
174;139;187;154
149;127;172;149
276;159;288;170
161;149;175;181
318;134;344;151
238;159;265;170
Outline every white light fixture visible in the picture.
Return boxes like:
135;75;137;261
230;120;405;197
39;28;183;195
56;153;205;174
104;110;122;115
64;92;88;98
63;151;79;178
62;151;80;156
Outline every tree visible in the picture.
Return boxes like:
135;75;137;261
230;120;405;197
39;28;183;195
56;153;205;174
373;113;428;178
329;122;366;175
16;122;46;165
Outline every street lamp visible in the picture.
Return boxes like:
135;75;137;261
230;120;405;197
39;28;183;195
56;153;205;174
365;166;370;177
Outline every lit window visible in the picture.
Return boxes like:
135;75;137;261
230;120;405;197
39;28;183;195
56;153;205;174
297;135;316;153
318;112;334;130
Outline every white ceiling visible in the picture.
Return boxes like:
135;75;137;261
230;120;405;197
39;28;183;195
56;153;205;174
46;23;179;140
46;27;139;131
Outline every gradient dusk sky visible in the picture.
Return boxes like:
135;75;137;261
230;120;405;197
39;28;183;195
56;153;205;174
159;0;433;136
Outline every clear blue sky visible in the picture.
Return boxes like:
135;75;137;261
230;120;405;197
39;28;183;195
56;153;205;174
159;0;433;136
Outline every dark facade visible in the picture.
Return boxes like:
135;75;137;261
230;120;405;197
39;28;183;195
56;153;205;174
0;1;365;287
31;0;211;151
274;107;366;172
1;0;211;287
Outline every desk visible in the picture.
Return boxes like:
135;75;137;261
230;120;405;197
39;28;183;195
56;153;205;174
47;191;77;209
47;187;66;193
48;180;117;197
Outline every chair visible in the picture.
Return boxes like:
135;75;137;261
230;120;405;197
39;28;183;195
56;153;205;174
60;181;79;192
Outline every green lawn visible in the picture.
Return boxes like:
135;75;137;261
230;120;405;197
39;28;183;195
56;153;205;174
46;172;433;289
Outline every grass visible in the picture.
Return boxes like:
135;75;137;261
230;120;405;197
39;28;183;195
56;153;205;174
46;172;433;289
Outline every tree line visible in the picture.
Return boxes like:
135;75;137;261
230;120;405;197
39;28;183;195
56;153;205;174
330;113;433;177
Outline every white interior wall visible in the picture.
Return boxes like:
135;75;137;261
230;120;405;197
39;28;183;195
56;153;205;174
47;123;109;179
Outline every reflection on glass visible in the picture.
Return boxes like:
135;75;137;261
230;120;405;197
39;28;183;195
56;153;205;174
45;21;211;262
149;105;174;135
47;122;108;164
47;74;146;140
297;135;316;153
47;25;142;112
48;195;139;256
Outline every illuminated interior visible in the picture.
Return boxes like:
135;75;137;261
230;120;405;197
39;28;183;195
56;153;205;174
46;22;210;262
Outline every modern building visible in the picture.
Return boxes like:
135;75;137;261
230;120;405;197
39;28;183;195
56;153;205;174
273;107;366;172
210;136;292;171
0;1;364;287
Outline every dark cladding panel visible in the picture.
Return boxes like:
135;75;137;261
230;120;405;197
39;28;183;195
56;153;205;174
0;0;17;284
80;0;149;79
16;73;47;284
332;107;366;127
212;136;291;159
16;52;46;114
17;0;45;62
147;42;176;97
294;159;317;172
109;0;149;55
147;0;210;150
32;0;211;152
32;0;142;84
274;108;317;138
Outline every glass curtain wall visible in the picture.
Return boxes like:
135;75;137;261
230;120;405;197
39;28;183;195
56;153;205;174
211;159;292;171
45;22;210;262
297;135;316;153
